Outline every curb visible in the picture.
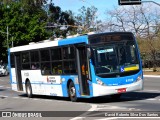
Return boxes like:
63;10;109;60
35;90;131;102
144;75;160;78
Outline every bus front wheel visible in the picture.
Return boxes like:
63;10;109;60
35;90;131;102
69;82;78;102
25;81;33;98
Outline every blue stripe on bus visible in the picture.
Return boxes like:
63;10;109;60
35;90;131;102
11;81;61;85
58;35;88;46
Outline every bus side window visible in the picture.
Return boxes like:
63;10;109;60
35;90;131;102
22;52;30;69
51;48;62;75
40;49;51;75
30;51;40;70
31;63;39;69
31;64;36;69
58;65;62;74
63;61;76;74
41;63;51;75
52;62;62;75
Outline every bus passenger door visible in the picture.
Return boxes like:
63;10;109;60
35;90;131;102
76;45;90;96
15;54;23;91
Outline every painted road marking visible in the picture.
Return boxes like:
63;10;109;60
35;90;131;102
12;97;20;99
70;104;143;120
44;100;54;102
21;98;28;100
0;86;11;89
0;95;8;98
143;89;160;93
70;104;97;120
146;98;157;101
144;75;160;78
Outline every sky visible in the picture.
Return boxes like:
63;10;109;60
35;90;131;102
51;0;160;21
51;0;118;20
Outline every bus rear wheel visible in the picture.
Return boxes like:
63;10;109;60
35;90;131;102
25;81;33;98
69;82;78;102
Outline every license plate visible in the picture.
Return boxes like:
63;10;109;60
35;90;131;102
117;88;126;93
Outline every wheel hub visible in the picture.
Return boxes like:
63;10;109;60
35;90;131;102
70;87;75;97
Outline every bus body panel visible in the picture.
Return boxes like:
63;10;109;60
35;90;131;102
90;59;143;96
60;75;79;97
21;70;63;96
8;32;144;100
12;69;85;98
10;68;18;91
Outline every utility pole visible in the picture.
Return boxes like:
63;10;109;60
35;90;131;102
0;26;9;49
7;26;9;49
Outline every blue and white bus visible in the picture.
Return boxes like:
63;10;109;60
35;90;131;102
8;32;143;102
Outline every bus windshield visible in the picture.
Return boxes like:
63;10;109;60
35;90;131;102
92;41;139;76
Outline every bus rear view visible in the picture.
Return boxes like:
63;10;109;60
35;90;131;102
88;32;143;98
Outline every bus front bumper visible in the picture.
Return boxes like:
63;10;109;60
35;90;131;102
92;80;143;97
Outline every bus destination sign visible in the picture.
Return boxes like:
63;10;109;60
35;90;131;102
100;35;121;42
89;35;121;44
89;33;133;44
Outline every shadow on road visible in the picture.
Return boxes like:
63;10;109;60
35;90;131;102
18;91;160;103
19;94;70;101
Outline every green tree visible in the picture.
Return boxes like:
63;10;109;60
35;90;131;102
75;6;99;33
46;3;76;38
0;1;48;61
0;0;77;62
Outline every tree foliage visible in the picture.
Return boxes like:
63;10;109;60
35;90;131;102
0;0;48;61
0;1;48;46
46;3;76;38
104;4;160;70
75;6;99;33
0;1;99;62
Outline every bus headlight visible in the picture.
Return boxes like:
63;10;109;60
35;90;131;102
96;78;105;86
135;74;142;82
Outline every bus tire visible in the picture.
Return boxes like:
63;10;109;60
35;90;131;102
69;82;78;102
25;81;33;98
110;94;121;99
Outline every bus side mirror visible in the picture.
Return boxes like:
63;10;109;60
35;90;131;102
87;48;91;59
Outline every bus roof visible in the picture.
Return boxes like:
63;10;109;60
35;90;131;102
10;35;88;53
9;32;134;53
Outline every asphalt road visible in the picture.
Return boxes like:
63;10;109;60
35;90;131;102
0;75;160;120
